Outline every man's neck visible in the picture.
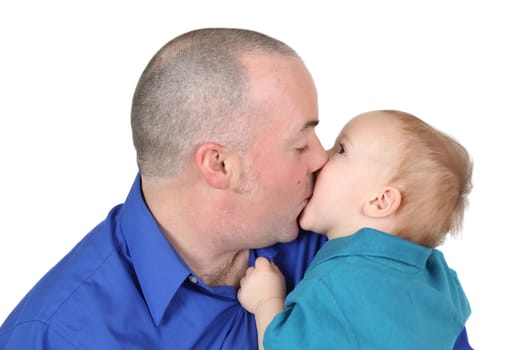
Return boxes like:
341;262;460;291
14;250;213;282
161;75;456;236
161;220;251;287
196;249;250;287
142;175;251;287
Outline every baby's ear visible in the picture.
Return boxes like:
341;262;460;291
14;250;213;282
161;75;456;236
363;186;402;218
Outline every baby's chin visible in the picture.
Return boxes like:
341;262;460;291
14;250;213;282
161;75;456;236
298;209;315;232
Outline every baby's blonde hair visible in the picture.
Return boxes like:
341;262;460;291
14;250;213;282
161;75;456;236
384;110;473;247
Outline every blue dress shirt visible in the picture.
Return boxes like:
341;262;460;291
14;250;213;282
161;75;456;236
0;174;323;349
0;173;473;349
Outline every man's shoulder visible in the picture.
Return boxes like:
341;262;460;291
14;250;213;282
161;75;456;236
0;209;130;341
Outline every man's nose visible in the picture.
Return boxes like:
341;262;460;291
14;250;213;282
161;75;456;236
308;139;328;174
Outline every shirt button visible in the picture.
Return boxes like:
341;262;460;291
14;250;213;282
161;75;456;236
188;275;198;284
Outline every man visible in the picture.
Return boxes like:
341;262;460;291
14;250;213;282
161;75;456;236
0;28;472;349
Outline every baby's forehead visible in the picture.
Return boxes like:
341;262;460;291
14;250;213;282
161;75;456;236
342;111;401;138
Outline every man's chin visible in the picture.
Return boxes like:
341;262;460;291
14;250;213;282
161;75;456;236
279;222;301;243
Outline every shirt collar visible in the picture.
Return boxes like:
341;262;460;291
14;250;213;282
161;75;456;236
119;173;192;326
310;227;433;270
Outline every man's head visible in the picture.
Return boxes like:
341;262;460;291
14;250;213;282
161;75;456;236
300;110;472;247
132;28;299;178
131;28;327;249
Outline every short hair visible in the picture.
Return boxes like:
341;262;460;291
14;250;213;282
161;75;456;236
384;110;473;247
131;28;299;178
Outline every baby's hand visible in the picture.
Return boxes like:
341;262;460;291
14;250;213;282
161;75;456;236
237;257;286;314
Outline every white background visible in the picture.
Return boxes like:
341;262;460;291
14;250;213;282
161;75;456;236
1;1;523;348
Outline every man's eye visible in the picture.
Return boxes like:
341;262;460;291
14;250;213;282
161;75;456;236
297;145;309;154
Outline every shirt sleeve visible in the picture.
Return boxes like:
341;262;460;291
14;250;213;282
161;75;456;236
0;321;77;350
453;327;474;350
263;278;356;349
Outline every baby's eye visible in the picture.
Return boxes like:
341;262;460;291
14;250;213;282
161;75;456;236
337;143;346;154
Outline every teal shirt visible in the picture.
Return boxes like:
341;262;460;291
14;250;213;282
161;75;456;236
264;228;471;349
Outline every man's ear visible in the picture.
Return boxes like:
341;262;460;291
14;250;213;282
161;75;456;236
363;186;402;218
194;143;238;189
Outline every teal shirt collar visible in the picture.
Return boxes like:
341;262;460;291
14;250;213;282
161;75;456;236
310;227;434;271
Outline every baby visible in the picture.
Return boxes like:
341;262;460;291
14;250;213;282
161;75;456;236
238;110;473;349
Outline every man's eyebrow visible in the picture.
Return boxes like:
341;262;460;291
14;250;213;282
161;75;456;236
290;120;319;142
302;120;319;130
